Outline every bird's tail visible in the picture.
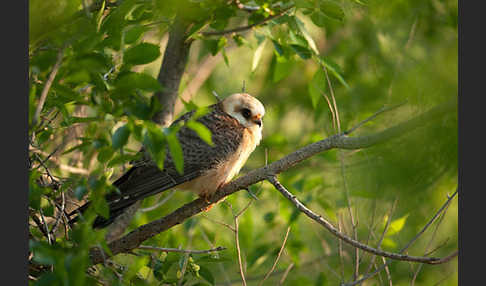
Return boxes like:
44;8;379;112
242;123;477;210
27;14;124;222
68;167;138;228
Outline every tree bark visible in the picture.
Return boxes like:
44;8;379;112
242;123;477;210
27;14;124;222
105;17;193;242
152;18;192;126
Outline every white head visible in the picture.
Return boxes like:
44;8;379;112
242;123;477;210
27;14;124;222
221;93;265;128
221;93;265;144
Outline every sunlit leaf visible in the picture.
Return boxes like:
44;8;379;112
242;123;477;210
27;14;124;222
167;132;184;174
187;121;214;146
252;39;266;72
387;214;410;236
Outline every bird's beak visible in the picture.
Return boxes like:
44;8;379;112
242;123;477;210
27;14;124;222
252;114;262;127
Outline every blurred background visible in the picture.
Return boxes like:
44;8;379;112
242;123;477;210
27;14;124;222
29;0;457;285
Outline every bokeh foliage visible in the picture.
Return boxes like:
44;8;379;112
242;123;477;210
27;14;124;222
29;0;457;285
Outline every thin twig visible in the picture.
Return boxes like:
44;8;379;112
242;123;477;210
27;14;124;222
268;176;457;265
137;245;226;254
411;201;451;285
381;256;393;286
233;198;254;286
278;262;294;285
32;47;64;127
259;226;291;286
39;208;52;245
30;212;51;242
321;92;337;131
338;214;346;283
201;214;236;232
235;215;247;286
345;101;408;135
323;63;361;281
344;190;458;286
139;190;175;212
362;199;398;281
201;7;293;36
49;192;66;236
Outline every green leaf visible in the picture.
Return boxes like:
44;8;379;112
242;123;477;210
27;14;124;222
308;68;326;108
294;0;316;9
273;56;294;82
319;57;350;90
290;44;312;59
97;146;115;163
187;21;209;40
143;124;166;169
94;196;110;219
252;40;266;72
319;0;345;22
205;37;227;56
167;132;184;174
187;121;214;146
387;214;409;236
64;69;91;84
293;17;319;55
112;124;130;149
123;256;150;283
232;34;248;46
107;153;140;168
310;11;328;27
115;72;162;92
124;42;161;65
124;25;148;44
74;185;88;200
272;39;284;56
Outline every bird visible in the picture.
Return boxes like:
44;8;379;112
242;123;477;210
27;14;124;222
69;93;265;228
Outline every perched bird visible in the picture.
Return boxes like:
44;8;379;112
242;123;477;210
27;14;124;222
70;93;265;228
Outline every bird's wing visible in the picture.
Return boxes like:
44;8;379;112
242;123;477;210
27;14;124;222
105;103;245;213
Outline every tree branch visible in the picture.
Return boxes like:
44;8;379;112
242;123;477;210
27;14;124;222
152;17;192;126
201;7;293;37
268;176;454;265
258;226;291;286
89;100;455;264
137;245;226;254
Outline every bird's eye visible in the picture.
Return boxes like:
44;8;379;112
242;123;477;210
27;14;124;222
241;108;251;119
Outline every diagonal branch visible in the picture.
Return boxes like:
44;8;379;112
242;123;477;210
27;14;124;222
89;100;455;264
268;176;456;265
259;226;291;286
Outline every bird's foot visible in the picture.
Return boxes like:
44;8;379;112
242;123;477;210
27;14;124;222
202;203;214;212
199;193;214;212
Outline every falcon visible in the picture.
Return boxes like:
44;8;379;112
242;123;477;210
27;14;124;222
70;93;265;228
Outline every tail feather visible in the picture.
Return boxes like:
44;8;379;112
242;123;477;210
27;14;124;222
68;167;139;228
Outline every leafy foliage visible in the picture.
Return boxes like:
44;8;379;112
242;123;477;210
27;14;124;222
29;0;457;285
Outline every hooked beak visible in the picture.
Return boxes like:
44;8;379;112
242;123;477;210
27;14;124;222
252;114;262;127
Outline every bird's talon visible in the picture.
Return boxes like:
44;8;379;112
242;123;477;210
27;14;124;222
202;203;214;212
